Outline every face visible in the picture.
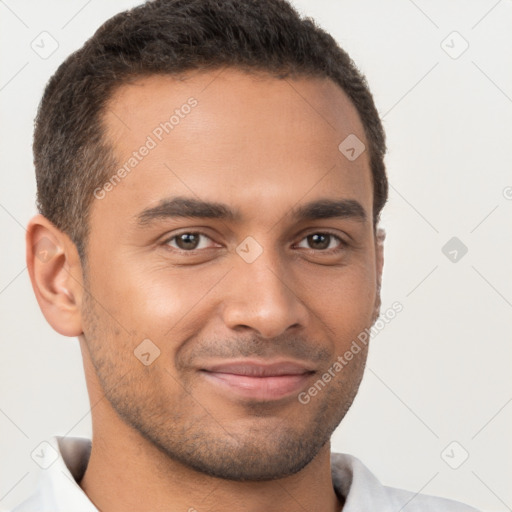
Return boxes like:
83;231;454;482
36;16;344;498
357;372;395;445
80;69;382;481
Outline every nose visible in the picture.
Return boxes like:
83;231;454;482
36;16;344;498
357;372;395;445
220;245;310;339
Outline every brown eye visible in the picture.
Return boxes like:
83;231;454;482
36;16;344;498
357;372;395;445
307;233;330;250
296;232;345;252
165;232;214;251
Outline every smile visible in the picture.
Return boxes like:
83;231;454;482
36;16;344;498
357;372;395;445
199;360;316;401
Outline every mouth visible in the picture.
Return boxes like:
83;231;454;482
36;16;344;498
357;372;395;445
199;360;316;401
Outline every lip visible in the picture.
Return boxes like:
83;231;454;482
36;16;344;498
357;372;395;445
199;359;316;401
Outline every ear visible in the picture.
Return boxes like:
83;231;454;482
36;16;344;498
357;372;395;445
371;226;385;324
26;214;84;337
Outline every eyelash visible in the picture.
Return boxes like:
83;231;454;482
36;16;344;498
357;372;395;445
161;230;348;255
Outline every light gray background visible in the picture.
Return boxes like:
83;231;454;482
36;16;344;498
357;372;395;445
1;1;511;511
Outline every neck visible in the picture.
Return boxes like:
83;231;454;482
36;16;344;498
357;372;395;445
78;405;343;512
77;338;343;512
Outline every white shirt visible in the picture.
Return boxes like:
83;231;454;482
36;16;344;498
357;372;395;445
10;436;481;511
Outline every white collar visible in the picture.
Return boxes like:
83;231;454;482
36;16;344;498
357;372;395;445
12;436;479;512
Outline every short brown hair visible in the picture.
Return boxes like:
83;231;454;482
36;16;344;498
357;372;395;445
34;0;387;264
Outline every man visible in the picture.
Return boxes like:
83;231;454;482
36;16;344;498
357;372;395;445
15;0;479;510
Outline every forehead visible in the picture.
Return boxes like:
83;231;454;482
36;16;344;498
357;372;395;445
96;69;373;226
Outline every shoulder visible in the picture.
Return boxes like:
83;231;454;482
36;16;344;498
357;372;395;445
381;484;482;512
330;452;481;512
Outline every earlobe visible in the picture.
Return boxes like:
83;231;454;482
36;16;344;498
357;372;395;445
371;226;386;324
26;214;84;337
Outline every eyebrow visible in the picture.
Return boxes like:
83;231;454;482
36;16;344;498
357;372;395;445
135;196;367;226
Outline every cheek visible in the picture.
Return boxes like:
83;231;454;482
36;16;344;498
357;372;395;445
87;239;376;346
96;259;228;342
301;258;377;337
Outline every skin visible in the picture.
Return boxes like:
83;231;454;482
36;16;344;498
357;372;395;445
26;69;384;512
